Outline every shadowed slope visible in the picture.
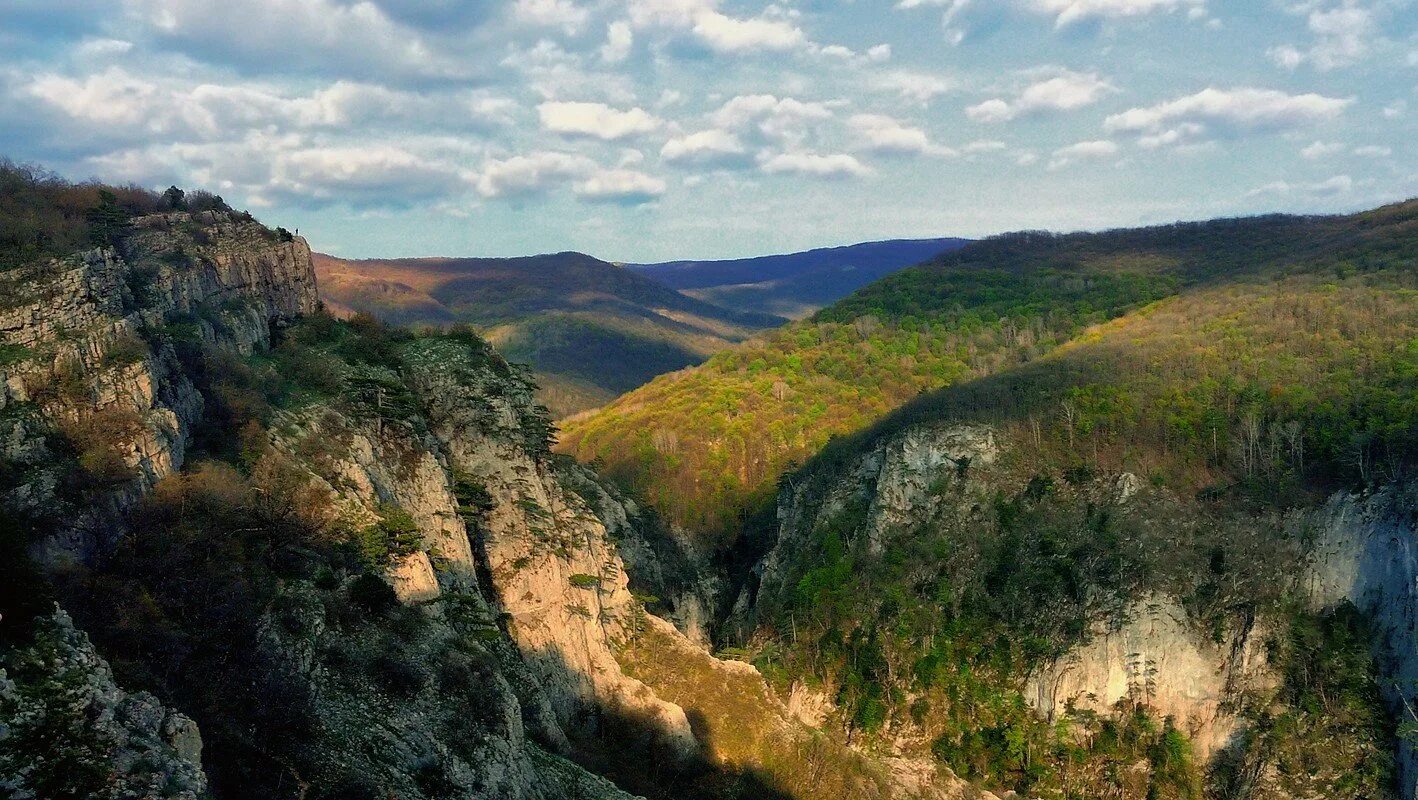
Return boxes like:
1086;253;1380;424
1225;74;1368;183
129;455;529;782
630;238;969;319
314;252;785;416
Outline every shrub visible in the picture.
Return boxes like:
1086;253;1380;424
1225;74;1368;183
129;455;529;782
371;652;427;696
348;573;398;614
569;573;601;589
353;504;424;569
101;330;149;368
57;406;145;488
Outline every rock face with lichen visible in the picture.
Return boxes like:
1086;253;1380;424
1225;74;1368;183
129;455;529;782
0;609;206;800
0;211;318;563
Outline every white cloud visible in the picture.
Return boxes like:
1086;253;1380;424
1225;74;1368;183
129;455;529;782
626;0;809;54
274;144;469;203
601;20;634;62
23;69;516;144
1105;87;1351;146
1382;100;1406;119
512;0;590;34
847;113;956;156
574;168;666;203
894;0;972;43
1248;174;1353;197
759;151;870;178
708;94;836;146
968;70;1115;122
1030;0;1206;28
27;68;162;129
660;129;750;165
475;151;598;198
538;101;661;139
88;134;472;209
128;0;469;82
1301;140;1345;159
692;11;805;52
813;41;893;63
1269;3;1376;71
1353;144;1391;157
875;70;955;104
1048;139;1118;169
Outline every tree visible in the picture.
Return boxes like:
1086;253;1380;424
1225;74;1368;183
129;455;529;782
86;189;127;247
163;185;186;210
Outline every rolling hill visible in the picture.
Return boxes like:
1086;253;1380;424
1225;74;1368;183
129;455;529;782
724;200;1418;800
314;251;785;416
628;238;969;319
558;202;1418;544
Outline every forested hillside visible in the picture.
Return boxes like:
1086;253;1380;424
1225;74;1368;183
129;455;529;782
561;206;1417;544
315;252;782;416
721;199;1417;799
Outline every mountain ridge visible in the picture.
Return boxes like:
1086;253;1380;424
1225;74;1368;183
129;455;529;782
314;250;784;417
629;237;970;319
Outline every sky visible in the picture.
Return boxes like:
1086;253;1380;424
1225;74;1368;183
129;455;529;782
0;0;1414;261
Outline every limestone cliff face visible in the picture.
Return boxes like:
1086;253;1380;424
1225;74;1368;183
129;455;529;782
1025;594;1275;761
0;211;317;563
0;610;206;800
401;337;698;757
739;423;1000;632
1304;481;1418;797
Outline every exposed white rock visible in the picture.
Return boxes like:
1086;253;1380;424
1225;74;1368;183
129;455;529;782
1303;481;1418;797
1025;594;1274;761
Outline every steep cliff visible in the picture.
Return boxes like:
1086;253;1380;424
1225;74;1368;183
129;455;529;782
0;609;206;800
0;210;317;563
0;211;641;799
1305;482;1418;796
735;419;1399;798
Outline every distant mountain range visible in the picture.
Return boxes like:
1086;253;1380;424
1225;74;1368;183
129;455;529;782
314;251;782;417
627;238;970;319
315;238;964;416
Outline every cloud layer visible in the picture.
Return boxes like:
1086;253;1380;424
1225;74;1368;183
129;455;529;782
0;0;1407;260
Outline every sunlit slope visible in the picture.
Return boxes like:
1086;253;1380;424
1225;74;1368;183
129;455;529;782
557;200;1418;543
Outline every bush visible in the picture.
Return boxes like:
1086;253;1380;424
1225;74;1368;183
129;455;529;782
353;504;424;569
57;407;145;489
371;652;427;696
347;573;398;614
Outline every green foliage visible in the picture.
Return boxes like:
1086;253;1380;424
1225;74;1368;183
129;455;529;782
162;185;186;210
564;200;1418;545
0;343;33;367
568;573;602;588
354;503;424;569
1211;602;1396;799
348;573;399;614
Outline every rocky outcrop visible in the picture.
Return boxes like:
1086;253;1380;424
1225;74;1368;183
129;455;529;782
556;462;719;644
739;423;999;632
1025;594;1275;761
0;609;206;800
403;337;698;758
0;211;317;564
1304;481;1418;797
